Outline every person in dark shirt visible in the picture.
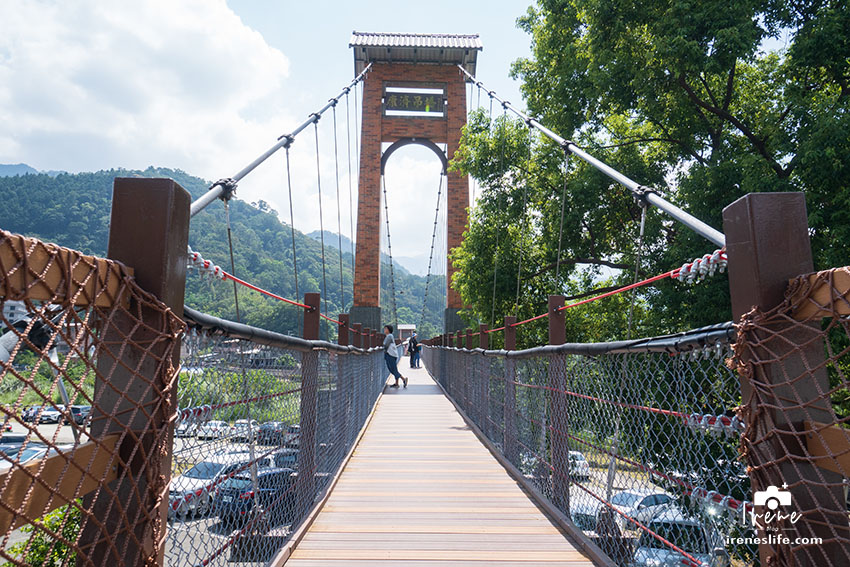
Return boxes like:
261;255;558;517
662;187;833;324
408;332;421;368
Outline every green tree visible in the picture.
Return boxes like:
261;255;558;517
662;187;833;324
451;0;849;341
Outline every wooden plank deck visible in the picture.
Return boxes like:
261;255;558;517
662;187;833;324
285;367;601;566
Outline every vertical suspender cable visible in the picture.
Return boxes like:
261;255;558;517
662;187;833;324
490;103;505;327
345;90;356;299
381;175;400;329
314;121;329;334
626;205;647;340
332;104;345;309
514;178;529;316
223;201;260;507
419;174;446;330
555;151;569;284
285;147;300;303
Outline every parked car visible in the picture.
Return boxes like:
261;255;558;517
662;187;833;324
168;453;275;518
68;405;91;425
569;450;591;481
283;424;300;449
232;419;259;442
0;443;48;470
196;420;232;440
272;448;298;469
38;405;64;424
175;421;198;438
631;508;730;567
570;500;600;536
214;467;296;525
257;421;287;445
601;489;674;532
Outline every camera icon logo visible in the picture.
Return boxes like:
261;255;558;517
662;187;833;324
754;485;792;510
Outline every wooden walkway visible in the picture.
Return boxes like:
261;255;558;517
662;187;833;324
285;367;600;566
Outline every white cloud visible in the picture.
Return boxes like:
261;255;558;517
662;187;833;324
0;0;462;273
0;0;291;178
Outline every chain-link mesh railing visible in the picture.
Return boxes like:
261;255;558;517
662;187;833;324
425;325;758;567
167;309;386;567
732;266;850;565
0;229;184;566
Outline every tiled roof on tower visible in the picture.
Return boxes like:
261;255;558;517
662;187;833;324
350;31;482;76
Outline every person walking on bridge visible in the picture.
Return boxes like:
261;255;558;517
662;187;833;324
383;325;407;388
408;332;421;369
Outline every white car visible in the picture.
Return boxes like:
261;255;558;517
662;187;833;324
175;422;198;438
196;420;232;440
602;489;674;532
232;419;259;442
168;453;275;518
631;508;730;567
569;451;591;481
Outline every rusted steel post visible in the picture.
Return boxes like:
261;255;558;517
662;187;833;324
548;295;569;512
478;325;490;439
724;193;849;565
351;323;362;349
80;178;189;567
503;316;518;465
338;314;350;346
296;293;321;519
336;313;350;451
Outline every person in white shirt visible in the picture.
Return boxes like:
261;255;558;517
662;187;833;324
382;325;407;388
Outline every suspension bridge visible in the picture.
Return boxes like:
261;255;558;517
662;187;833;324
1;31;850;567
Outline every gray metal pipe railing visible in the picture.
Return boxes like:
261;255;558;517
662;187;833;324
458;65;725;248
190;63;373;217
183;306;380;355
428;321;734;359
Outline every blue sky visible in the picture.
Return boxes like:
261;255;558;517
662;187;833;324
0;0;535;269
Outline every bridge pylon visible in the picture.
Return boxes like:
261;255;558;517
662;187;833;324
349;31;482;333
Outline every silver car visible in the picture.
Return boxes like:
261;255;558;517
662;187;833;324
631;508;730;567
603;489;674;532
168;453;274;518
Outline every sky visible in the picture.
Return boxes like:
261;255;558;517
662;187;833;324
0;0;535;272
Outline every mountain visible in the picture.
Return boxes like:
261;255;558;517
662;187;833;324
0;163;38;177
308;230;431;276
0;167;446;339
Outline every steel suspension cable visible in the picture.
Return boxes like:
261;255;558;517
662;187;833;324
626;204;648;340
555;151;569;283
284;146;300;302
513;120;531;316
456;65;725;247
345;89;356;299
380;175;399;328
332;104;345;309
490;103;506;327
419;173;446;330
191;63;372;217
222;201;261;505
313;121;329;329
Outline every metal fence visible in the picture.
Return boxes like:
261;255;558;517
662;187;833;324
424;324;758;567
167;309;386;567
0;229;183;567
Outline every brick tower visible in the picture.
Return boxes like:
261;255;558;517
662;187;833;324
349;31;482;333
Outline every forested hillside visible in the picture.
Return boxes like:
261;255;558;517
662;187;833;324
0;167;445;339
